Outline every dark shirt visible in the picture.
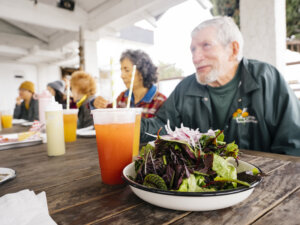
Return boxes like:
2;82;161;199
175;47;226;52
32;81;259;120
77;96;94;129
207;65;241;130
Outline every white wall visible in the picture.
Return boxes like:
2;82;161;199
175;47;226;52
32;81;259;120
0;61;37;112
36;64;61;94
0;61;61;112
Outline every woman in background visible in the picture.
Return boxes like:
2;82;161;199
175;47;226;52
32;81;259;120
47;80;65;105
70;71;96;128
47;80;76;109
93;49;166;118
13;81;39;121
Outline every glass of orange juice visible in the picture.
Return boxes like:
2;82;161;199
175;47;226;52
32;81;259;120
63;109;78;142
92;108;136;185
0;111;2;131
2;110;13;128
132;108;143;157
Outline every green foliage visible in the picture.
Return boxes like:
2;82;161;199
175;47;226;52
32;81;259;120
211;0;300;39
210;0;240;27
157;61;184;80
286;0;300;38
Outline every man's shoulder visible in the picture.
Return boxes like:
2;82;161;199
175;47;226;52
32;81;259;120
242;58;284;85
244;58;280;77
177;74;197;88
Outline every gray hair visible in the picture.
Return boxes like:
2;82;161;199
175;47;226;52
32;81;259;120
191;16;244;61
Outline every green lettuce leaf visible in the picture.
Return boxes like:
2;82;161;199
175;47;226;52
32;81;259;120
177;174;210;192
212;154;237;187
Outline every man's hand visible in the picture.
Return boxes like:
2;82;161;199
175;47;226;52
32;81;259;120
93;96;108;108
16;97;22;106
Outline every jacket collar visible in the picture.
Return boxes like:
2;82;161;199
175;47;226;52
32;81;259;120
124;85;157;104
239;58;260;94
185;58;260;97
185;75;209;97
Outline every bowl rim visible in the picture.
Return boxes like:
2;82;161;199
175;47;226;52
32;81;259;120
122;161;263;197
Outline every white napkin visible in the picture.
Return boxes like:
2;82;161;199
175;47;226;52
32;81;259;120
76;125;95;136
12;119;28;125
0;189;57;225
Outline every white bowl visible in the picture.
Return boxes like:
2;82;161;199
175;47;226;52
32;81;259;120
122;159;262;211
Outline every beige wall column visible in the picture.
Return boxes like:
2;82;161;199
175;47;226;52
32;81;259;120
240;0;286;73
80;29;99;78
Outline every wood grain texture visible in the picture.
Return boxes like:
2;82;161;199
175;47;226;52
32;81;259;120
92;203;191;225
51;187;142;225
252;188;300;225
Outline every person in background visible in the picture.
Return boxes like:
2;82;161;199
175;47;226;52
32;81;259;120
47;80;65;105
141;16;300;156
13;81;39;121
70;71;96;128
92;49;167;118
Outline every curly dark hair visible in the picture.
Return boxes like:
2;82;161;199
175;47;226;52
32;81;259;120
120;49;158;89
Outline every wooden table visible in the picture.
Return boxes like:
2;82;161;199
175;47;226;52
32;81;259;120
1;126;300;225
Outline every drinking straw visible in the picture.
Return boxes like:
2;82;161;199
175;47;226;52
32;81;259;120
110;57;116;109
66;78;70;110
127;65;136;108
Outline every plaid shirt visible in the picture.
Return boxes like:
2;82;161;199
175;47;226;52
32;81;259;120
108;85;166;118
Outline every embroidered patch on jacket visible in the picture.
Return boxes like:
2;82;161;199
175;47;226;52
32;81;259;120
232;108;258;124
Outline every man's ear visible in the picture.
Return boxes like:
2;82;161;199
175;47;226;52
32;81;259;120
229;41;240;61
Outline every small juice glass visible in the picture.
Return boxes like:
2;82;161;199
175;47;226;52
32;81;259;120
92;108;136;185
2;110;13;128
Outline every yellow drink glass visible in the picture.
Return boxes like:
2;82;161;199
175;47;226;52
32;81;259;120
2;114;13;128
132;108;143;157
63;109;78;142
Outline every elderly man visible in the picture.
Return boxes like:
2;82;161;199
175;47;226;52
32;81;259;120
141;16;300;156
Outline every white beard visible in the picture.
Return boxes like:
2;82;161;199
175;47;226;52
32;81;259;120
195;68;220;85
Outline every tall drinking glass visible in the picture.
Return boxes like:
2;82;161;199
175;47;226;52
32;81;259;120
63;109;78;142
92;108;136;185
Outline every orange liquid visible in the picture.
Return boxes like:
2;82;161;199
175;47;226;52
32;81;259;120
63;114;77;142
2;115;12;128
132;114;141;157
95;123;135;185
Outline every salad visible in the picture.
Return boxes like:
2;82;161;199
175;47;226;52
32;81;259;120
132;122;261;192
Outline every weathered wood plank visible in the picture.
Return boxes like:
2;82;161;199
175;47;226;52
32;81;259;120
0;138;100;194
45;175;124;213
241;149;300;163
91;204;190;225
252;188;300;225
51;187;142;225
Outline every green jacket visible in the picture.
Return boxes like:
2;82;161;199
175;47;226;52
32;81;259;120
141;58;300;156
77;96;94;129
